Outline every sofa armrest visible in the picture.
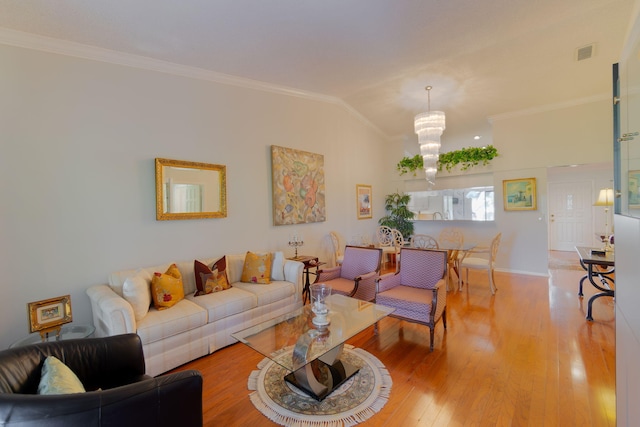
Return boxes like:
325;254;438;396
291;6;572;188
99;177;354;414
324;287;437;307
352;271;379;301
0;370;203;427
283;259;305;302
376;271;401;293
316;266;342;281
86;285;136;337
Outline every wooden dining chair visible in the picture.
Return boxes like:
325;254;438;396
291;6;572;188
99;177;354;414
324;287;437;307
459;233;502;294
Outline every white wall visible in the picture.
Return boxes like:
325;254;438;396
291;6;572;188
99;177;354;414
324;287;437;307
0;44;393;349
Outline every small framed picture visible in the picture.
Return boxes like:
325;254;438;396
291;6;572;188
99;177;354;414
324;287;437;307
629;170;640;208
503;178;537;211
356;184;372;219
27;295;72;333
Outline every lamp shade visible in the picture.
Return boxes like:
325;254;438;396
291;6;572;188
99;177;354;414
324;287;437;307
594;188;614;206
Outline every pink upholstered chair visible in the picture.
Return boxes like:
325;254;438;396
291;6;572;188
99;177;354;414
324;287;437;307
315;245;382;301
375;247;448;351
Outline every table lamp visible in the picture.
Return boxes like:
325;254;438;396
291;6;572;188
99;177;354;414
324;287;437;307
594;188;613;251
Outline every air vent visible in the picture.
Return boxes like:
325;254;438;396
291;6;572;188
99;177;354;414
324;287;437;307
576;43;595;61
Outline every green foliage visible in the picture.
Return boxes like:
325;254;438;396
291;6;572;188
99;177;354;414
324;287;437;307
378;192;415;238
395;145;499;175
438;145;498;172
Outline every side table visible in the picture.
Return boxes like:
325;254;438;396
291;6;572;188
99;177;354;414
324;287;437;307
10;324;95;348
288;255;326;304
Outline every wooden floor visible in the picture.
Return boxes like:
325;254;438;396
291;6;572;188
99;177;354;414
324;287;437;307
172;255;616;426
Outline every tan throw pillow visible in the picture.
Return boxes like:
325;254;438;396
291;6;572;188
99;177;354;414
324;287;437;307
194;257;230;296
151;263;184;310
241;251;272;284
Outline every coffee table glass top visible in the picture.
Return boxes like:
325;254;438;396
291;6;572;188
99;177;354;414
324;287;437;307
232;294;394;371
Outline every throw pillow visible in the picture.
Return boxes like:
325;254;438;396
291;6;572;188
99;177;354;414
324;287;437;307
194;257;230;296
122;270;152;321
38;355;85;395
151;263;184;310
241;251;272;284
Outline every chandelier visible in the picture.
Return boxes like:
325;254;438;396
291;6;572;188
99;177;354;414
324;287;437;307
414;86;445;186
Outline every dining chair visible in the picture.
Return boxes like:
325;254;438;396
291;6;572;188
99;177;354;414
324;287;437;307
437;228;464;285
375;248;448;351
376;226;396;270
391;228;404;271
459;232;502;294
315;245;382;301
329;231;345;266
410;234;439;249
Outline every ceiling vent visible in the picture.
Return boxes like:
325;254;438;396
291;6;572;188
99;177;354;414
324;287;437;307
576;43;595;61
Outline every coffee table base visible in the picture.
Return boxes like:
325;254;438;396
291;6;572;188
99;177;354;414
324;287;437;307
284;358;360;401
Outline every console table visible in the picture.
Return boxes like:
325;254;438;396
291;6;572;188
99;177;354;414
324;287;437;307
575;246;615;321
288;255;325;304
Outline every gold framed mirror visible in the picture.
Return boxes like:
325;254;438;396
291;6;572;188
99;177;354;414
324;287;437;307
155;158;227;220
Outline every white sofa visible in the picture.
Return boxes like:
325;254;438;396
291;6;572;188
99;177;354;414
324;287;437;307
86;252;304;376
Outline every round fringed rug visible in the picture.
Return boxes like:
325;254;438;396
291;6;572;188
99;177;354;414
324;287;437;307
248;344;392;427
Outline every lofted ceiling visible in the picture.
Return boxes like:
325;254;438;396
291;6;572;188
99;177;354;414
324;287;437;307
0;0;636;154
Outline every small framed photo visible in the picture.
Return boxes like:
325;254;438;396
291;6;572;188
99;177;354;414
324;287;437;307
629;170;640;208
356;184;372;219
503;178;537;211
27;295;72;333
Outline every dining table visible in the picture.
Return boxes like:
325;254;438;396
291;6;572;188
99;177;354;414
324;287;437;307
438;242;476;291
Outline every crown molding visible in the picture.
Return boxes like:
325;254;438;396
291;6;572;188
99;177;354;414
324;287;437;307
488;92;610;123
0;27;390;140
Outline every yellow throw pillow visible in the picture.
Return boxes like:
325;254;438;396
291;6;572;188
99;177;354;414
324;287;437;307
241;251;272;284
151;263;184;310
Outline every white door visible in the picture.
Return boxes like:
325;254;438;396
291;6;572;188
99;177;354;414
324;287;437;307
548;181;593;251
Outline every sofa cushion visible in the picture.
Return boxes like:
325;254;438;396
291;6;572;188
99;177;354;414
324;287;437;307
38;356;85;395
232;280;296;306
122;269;153;321
241;252;272;284
136;299;207;345
186;287;257;323
194;257;229;296
151;264;184;310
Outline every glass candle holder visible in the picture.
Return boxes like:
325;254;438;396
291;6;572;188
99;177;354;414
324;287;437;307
310;283;332;327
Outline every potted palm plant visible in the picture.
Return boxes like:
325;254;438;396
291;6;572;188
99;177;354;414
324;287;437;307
378;192;415;238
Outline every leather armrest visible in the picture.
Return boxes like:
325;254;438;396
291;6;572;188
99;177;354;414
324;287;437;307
0;370;203;427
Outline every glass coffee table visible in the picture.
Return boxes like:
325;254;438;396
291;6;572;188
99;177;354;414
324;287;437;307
232;294;394;401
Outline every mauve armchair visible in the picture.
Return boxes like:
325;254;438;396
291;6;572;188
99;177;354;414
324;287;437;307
315;245;382;302
375;247;448;351
0;333;203;427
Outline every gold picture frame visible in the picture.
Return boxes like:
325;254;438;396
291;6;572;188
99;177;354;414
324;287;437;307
27;295;72;334
503;177;537;211
271;145;326;225
356;184;372;219
155;158;227;221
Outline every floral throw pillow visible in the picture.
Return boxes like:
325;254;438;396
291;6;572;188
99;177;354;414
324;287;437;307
151;263;184;310
241;251;272;284
194;257;230;296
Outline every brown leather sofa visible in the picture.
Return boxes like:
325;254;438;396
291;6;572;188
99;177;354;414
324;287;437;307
0;333;203;426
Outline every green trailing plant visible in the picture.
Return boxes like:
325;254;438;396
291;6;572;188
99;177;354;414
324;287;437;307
396;145;498;175
438;145;498;172
378;192;415;238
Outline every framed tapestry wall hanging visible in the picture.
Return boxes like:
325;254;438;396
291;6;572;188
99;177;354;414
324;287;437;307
271;145;326;225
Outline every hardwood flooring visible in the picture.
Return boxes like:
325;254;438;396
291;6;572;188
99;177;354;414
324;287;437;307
172;258;615;426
